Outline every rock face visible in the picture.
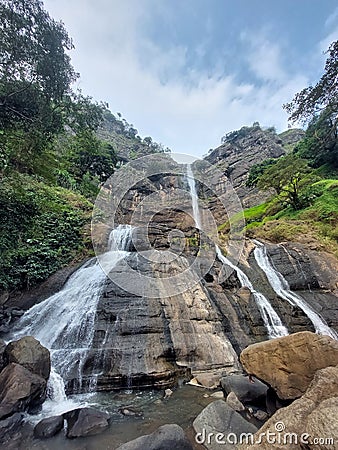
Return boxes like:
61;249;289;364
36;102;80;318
4;336;50;380
33;415;64;439
64;407;109;438
238;366;338;450
117;424;194;450
193;399;257;450
205;125;285;212
0;363;46;419
240;331;338;399
80;248;241;392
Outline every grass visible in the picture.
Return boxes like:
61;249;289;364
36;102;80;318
218;177;338;257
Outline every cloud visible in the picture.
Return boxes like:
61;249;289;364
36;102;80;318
45;0;309;157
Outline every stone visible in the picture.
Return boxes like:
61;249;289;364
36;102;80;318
210;391;224;399
33;415;64;439
0;363;46;419
240;331;338;399
4;336;51;380
0;413;24;444
226;392;245;411
193;400;257;450
220;374;268;406
195;373;220;389
237;365;338;450
0;339;6;372
118;407;143;417
252;410;268;421
64;407;109;438
164;388;173;399
116;424;193;450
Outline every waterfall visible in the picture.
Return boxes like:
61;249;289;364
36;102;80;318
186;163;201;229
253;240;338;340
215;246;288;339
10;224;133;400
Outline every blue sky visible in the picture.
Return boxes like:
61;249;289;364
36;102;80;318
45;0;338;157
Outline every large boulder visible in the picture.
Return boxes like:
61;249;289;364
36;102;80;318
0;363;46;419
116;424;193;450
220;374;268;406
238;365;338;450
63;407;109;438
240;331;338;399
193;400;257;450
4;336;50;380
0;413;24;444
34;415;64;439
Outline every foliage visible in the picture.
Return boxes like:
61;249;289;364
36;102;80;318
256;154;311;209
0;0;77;133
246;158;278;187
284;41;338;124
294;106;338;168
0;174;93;290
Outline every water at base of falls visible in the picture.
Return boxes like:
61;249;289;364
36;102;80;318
253;240;338;340
215;245;288;339
9;225;133;417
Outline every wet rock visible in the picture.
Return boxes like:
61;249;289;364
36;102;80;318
33;415;64;439
0;339;6;372
193;400;257;450
64;407;109;438
116;424;193;450
0;413;24;444
238;366;338;450
4;336;51;380
164;388;173;399
240;331;338;400
118;406;143;417
0;363;46;419
220;374;268;406
226;392;245;411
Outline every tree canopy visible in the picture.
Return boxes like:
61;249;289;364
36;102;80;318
284;40;338;124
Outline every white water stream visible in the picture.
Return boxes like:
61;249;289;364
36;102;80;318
10;225;133;413
253;240;338;340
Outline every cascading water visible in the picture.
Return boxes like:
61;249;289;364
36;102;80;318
10;225;133;404
215;246;288;339
185;163;287;339
186;163;202;229
253;240;338;340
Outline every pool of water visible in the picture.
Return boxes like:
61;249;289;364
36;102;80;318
26;384;215;449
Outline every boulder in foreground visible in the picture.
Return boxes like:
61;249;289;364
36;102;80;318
63;407;109;438
0;363;46;419
4;336;51;380
238;365;338;450
116;424;193;450
240;331;338;399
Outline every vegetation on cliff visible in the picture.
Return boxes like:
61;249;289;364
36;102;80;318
0;0;168;292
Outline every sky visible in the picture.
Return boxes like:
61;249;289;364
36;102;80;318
44;0;338;158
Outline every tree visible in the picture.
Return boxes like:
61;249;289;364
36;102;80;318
257;154;311;210
0;0;78;129
284;41;338;124
295;106;338;168
246;158;278;187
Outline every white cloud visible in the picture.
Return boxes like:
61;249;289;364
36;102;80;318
45;0;309;157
